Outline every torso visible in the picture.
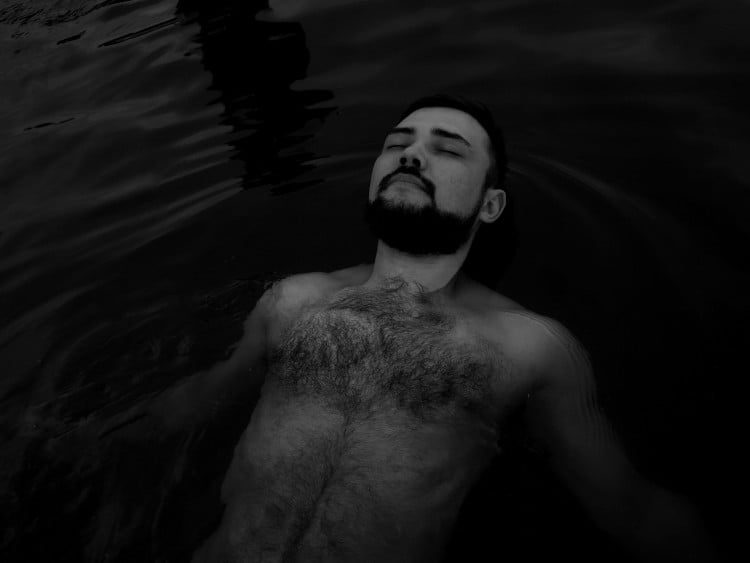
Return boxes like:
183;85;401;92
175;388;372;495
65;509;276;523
200;265;534;563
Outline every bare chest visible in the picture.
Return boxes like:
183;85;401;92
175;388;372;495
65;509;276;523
213;281;520;562
267;280;509;422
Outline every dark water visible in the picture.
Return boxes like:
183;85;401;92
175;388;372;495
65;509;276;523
1;0;747;560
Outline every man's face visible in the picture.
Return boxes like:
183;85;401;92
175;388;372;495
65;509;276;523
365;107;495;256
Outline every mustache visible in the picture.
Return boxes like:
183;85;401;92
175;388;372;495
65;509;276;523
378;166;435;197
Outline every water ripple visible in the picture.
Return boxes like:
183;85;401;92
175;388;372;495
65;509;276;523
0;0;745;559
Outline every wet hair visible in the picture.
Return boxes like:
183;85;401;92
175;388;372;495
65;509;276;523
398;93;518;289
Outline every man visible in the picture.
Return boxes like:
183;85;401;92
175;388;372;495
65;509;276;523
184;95;715;562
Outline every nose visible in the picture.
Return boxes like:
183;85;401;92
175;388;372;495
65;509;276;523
399;144;425;170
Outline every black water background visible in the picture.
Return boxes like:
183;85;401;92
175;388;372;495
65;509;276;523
1;0;747;560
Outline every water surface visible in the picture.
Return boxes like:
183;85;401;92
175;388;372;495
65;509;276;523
1;0;747;560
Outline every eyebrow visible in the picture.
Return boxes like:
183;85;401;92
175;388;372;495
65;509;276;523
387;126;472;147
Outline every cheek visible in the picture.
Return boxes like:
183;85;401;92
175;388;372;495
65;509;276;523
439;166;470;192
369;154;392;193
435;165;481;206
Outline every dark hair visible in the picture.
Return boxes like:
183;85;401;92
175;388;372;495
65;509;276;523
398;93;518;289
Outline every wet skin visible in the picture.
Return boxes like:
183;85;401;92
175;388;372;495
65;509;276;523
134;99;714;561
192;264;590;562
185;100;715;562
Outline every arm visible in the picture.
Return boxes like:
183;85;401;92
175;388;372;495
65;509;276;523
149;282;278;431
518;315;716;562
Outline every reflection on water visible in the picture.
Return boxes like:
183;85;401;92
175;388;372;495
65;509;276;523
1;0;747;560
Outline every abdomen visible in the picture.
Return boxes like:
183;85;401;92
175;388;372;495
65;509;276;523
196;385;492;562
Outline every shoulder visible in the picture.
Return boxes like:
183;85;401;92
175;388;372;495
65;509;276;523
455;274;524;313
491;308;593;389
455;278;588;377
260;266;370;347
328;263;372;285
262;264;370;316
262;272;333;313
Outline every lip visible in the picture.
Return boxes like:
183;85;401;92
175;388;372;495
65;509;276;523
388;173;425;190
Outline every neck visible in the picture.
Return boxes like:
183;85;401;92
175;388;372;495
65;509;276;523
363;240;471;297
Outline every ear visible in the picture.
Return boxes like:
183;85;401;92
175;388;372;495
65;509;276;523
480;188;506;224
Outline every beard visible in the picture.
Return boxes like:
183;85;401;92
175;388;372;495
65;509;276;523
364;172;483;256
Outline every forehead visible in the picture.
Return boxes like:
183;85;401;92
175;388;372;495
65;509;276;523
395;106;490;147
